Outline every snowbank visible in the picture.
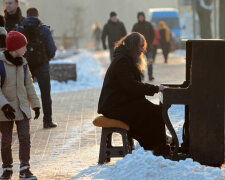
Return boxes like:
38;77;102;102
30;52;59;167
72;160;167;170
34;50;103;94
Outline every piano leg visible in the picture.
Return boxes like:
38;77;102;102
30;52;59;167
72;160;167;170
162;104;179;155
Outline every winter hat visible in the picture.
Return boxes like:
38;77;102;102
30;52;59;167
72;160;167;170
110;11;117;17
137;12;145;18
6;31;27;51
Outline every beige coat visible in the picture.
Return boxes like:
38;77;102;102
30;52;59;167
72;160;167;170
0;52;40;122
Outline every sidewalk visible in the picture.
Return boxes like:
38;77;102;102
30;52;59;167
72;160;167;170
0;50;186;180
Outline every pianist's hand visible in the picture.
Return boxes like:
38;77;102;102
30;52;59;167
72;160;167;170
159;85;167;91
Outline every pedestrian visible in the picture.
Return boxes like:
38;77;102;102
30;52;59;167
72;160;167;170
4;0;24;32
19;7;57;129
0;15;7;50
92;23;102;51
98;32;171;156
152;25;161;63
0;31;40;180
159;21;171;63
132;12;155;81
102;11;127;62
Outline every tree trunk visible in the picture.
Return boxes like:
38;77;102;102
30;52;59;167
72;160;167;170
219;0;225;39
196;0;212;38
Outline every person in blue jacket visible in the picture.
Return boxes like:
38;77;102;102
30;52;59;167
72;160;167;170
19;7;57;129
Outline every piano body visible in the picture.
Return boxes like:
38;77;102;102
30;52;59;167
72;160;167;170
160;40;225;166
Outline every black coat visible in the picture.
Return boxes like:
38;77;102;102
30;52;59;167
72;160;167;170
98;46;159;116
132;21;155;52
98;46;166;150
102;20;127;49
4;8;24;32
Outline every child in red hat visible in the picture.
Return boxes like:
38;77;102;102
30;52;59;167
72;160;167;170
0;31;40;180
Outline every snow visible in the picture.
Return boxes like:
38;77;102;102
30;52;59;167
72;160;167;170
84;105;225;180
34;49;104;94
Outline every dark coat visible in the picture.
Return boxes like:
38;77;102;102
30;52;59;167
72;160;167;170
98;46;166;150
159;29;170;51
132;21;155;52
20;17;57;60
4;8;24;32
102;20;127;49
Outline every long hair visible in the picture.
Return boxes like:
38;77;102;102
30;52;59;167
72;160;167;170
159;21;171;42
114;32;147;72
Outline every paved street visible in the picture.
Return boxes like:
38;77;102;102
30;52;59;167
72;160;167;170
0;50;186;179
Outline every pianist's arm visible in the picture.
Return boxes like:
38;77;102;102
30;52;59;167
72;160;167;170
115;58;159;96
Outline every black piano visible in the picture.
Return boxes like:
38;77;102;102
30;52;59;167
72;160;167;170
160;40;225;166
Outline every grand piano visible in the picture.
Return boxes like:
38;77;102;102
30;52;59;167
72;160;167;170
160;40;225;166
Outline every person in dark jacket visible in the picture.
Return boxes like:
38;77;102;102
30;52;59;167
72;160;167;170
98;32;170;155
132;12;155;81
102;11;127;61
159;21;171;63
0;15;7;50
4;0;25;32
19;8;57;129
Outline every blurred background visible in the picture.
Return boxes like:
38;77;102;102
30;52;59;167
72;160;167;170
0;0;224;49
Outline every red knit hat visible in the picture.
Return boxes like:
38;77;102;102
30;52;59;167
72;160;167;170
6;31;28;51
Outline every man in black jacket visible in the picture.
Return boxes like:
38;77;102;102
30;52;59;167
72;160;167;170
132;12;155;81
4;0;24;32
102;11;127;62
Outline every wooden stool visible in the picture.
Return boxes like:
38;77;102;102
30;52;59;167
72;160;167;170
93;116;134;164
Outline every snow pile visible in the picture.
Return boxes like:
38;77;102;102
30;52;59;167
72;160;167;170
90;105;225;180
53;49;79;60
94;148;223;180
34;50;103;93
173;50;186;58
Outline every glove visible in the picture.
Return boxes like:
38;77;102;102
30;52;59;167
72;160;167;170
2;104;15;120
33;107;40;120
103;44;107;50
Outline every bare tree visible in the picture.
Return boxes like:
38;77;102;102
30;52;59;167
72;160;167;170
71;5;85;48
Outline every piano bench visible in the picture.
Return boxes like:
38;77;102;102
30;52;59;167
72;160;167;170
93;116;134;164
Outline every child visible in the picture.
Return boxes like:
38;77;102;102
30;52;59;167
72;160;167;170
0;31;40;180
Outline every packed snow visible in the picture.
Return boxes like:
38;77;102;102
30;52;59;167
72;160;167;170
34;49;104;94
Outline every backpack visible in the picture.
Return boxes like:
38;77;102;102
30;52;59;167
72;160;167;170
0;60;28;88
22;24;48;72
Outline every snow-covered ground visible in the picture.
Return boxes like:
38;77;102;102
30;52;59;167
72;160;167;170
34;49;104;94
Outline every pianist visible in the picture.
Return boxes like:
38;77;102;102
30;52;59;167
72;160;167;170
98;32;170;156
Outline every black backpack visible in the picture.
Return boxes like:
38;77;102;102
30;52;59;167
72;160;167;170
22;24;48;73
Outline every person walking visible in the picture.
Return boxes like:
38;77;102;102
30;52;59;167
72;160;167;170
159;21;171;63
0;31;40;180
152;25;161;63
98;32;170;156
19;8;57;129
0;15;7;50
4;0;24;32
92;23;102;51
102;11;127;62
132;12;155;81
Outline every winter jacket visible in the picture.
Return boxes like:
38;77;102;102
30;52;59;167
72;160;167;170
102;20;127;49
19;17;57;60
132;21;155;52
152;27;161;46
0;52;40;122
4;7;25;32
98;45;159;115
0;27;7;48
